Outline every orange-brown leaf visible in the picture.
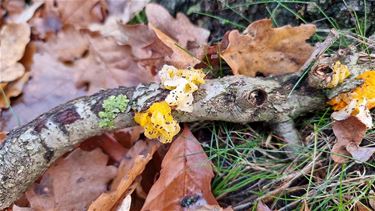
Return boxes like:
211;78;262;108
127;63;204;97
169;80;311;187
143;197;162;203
26;148;117;210
221;19;316;77
74;35;156;93
141;127;218;211
149;24;201;69
44;0;107;28
145;3;209;57
89;140;159;211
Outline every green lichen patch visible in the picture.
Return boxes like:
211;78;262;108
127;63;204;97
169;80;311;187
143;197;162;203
99;95;129;128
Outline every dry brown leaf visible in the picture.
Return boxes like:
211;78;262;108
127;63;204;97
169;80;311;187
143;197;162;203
141;127;218;211
221;19;316;77
9;0;44;23
0;72;30;109
0;131;6;144
0;23;30;83
331;116;368;163
146;3;209;58
89;140;159;211
0;51;86;131
74;35;156;93
354;201;372;211
107;0;149;23
194;204;233;211
346;143;375;163
90;22;172;65
80;134;128;163
1;0;25;15
301;200;311;211
26;148;117;211
12;205;32;211
369;191;375;210
150;24;201;68
113;127;144;148
43;26;89;62
29;11;62;39
44;0;107;28
257;201;272;211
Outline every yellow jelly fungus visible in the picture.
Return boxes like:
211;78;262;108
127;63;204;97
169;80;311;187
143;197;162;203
158;65;205;112
327;61;351;88
134;101;180;144
329;70;375;111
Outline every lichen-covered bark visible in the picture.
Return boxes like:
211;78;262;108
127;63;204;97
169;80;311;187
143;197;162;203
0;75;330;208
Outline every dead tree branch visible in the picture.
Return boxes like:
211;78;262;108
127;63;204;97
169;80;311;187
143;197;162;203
0;74;325;208
1;32;374;207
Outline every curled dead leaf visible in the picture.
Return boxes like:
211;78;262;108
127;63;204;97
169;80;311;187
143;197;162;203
0;23;30;83
346;143;375;163
146;3;209;58
149;24;201;68
89;140;159;211
331;116;369;163
0;72;30;109
221;19;316;77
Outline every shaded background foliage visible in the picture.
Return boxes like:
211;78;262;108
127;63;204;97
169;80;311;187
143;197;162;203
157;0;375;42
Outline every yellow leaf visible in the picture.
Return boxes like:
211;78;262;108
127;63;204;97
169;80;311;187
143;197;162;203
134;101;180;143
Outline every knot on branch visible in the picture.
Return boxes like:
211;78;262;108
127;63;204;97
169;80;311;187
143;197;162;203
236;88;268;109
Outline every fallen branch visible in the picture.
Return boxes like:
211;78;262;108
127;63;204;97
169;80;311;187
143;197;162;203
0;74;324;208
2;34;375;208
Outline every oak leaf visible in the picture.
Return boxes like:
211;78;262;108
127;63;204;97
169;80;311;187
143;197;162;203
0;23;30;83
150;24;201;68
44;0;107;28
26;148;117;210
141;127;219;211
146;3;209;67
221;19;316;77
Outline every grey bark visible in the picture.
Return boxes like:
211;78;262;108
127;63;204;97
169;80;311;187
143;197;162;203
0;74;325;208
2;53;374;208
